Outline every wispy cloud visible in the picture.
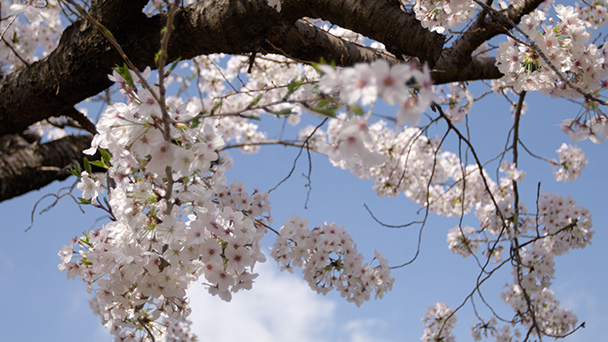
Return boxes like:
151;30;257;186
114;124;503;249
342;318;392;342
187;260;391;342
558;287;605;342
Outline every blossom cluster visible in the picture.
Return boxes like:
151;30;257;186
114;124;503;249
550;143;588;182
317;59;435;126
58;61;399;340
576;0;608;28
300;102;594;338
270;214;394;307
537;192;594;254
500;285;579;337
435;82;474;124
421;302;457;342
34;4;601;338
298;59;596;338
301;115;494;218
446;225;478;257
461;190;592;338
59;70;275;340
559;114;608;144
413;0;477;34
496;5;608;99
319;116;387;169
1;0;61;71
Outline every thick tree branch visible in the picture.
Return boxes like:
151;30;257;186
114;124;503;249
0;135;92;202
0;0;150;137
265;21;403;66
453;0;546;56
434;0;545;74
282;0;445;65
0;0;539;200
0;0;443;137
432;56;503;84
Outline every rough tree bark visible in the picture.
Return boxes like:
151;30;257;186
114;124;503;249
0;135;93;202
0;0;544;201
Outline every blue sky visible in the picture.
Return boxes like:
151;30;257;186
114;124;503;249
2;0;608;340
1;76;607;342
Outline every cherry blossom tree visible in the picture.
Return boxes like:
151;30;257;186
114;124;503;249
0;0;606;341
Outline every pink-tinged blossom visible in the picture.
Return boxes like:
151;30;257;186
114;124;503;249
320;116;387;168
137;87;162;118
173;147;196;175
590;114;608;138
9;3;51;24
340;63;378;105
436;82;473;124
316;64;341;94
147;141;177;175
496;7;608;98
155;217;187;244
577;0;608;28
414;0;477;33
206;269;236;292
371;59;411;105
192;141;219;172
421;302;457;342
225;246;253;275
271;217;394;307
58;245;73;264
77;171;104;200
129;127;164;158
447;225;478;257
499;160;526;183
396;95;424;126
200;238;224;266
550;143;588;182
232;271;258;292
558;118;603;143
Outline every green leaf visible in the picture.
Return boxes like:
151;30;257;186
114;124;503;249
287;78;304;95
155;50;162;64
99;148;112;166
349;104;364;116
112;63;135;88
312;106;337;118
78;197;92;205
68;164;81;178
243;114;262;121
88;160;107;169
101;26;114;39
317;99;330;108
190;113;203;128
210;100;223;115
249;94;263;107
83;157;92;174
274;108;294;116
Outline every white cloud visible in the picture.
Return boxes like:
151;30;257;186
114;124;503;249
342;318;391;342
187;260;392;342
187;261;336;342
557;288;606;342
